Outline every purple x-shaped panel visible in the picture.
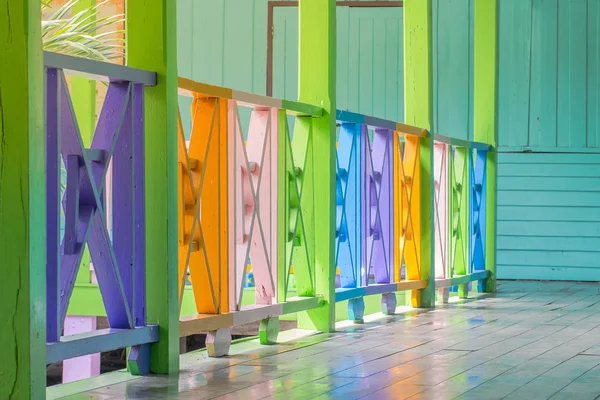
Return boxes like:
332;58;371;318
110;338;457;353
362;128;394;286
46;68;145;342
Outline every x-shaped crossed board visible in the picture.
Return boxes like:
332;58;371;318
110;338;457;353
177;96;228;315
450;147;469;278
336;123;362;289
395;134;421;283
280;113;315;300
363;128;394;286
229;103;278;309
434;142;449;279
46;69;145;341
470;149;487;273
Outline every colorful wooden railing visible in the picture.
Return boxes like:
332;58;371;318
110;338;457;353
47;69;495;368
44;52;157;374
334;110;428;322
433;134;492;302
176;78;325;355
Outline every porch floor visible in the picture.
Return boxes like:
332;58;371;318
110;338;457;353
50;281;600;400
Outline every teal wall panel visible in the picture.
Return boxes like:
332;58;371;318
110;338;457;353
177;1;404;129
272;6;404;122
497;152;600;281
498;0;600;149
432;0;474;141
272;6;298;102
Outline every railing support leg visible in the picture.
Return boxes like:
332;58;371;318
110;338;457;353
206;328;232;358
381;293;397;315
404;0;436;308
348;298;365;323
259;317;280;345
438;288;450;304
458;283;469;299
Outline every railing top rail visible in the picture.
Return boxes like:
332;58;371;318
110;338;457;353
335;109;427;138
44;51;157;86
178;77;324;118
434;133;492;151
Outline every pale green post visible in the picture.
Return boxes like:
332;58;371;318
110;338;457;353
126;0;180;373
474;0;497;292
72;0;96;285
0;0;46;398
296;0;337;332
404;0;436;308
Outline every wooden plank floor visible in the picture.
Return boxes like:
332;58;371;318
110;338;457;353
51;281;600;400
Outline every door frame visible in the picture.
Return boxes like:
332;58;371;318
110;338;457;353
266;1;403;96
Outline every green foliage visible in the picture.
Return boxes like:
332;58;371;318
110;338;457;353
42;0;124;62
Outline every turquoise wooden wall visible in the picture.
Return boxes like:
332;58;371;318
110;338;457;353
497;153;600;281
271;5;404;122
498;0;600;149
176;1;600;281
432;0;474;141
497;0;600;282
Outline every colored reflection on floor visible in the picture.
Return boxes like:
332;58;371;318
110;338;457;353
49;281;600;399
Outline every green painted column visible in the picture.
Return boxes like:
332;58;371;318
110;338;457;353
296;0;337;332
404;0;436;308
0;0;46;398
126;0;180;373
72;0;96;286
474;0;497;292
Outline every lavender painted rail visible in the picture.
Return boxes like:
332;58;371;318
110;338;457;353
44;52;157;373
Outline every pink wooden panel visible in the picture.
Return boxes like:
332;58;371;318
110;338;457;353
434;142;449;279
228;103;278;309
62;316;100;383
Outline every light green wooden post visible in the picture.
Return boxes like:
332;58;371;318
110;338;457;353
0;0;46;398
404;0;436;308
474;0;497;292
296;0;336;332
72;0;96;285
126;0;180;373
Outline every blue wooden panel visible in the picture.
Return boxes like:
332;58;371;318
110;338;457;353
432;0;473;141
336;123;362;289
497;152;600;281
498;0;600;148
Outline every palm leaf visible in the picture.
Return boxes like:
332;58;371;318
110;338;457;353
42;0;125;62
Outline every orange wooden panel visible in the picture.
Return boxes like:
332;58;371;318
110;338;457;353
178;97;229;315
